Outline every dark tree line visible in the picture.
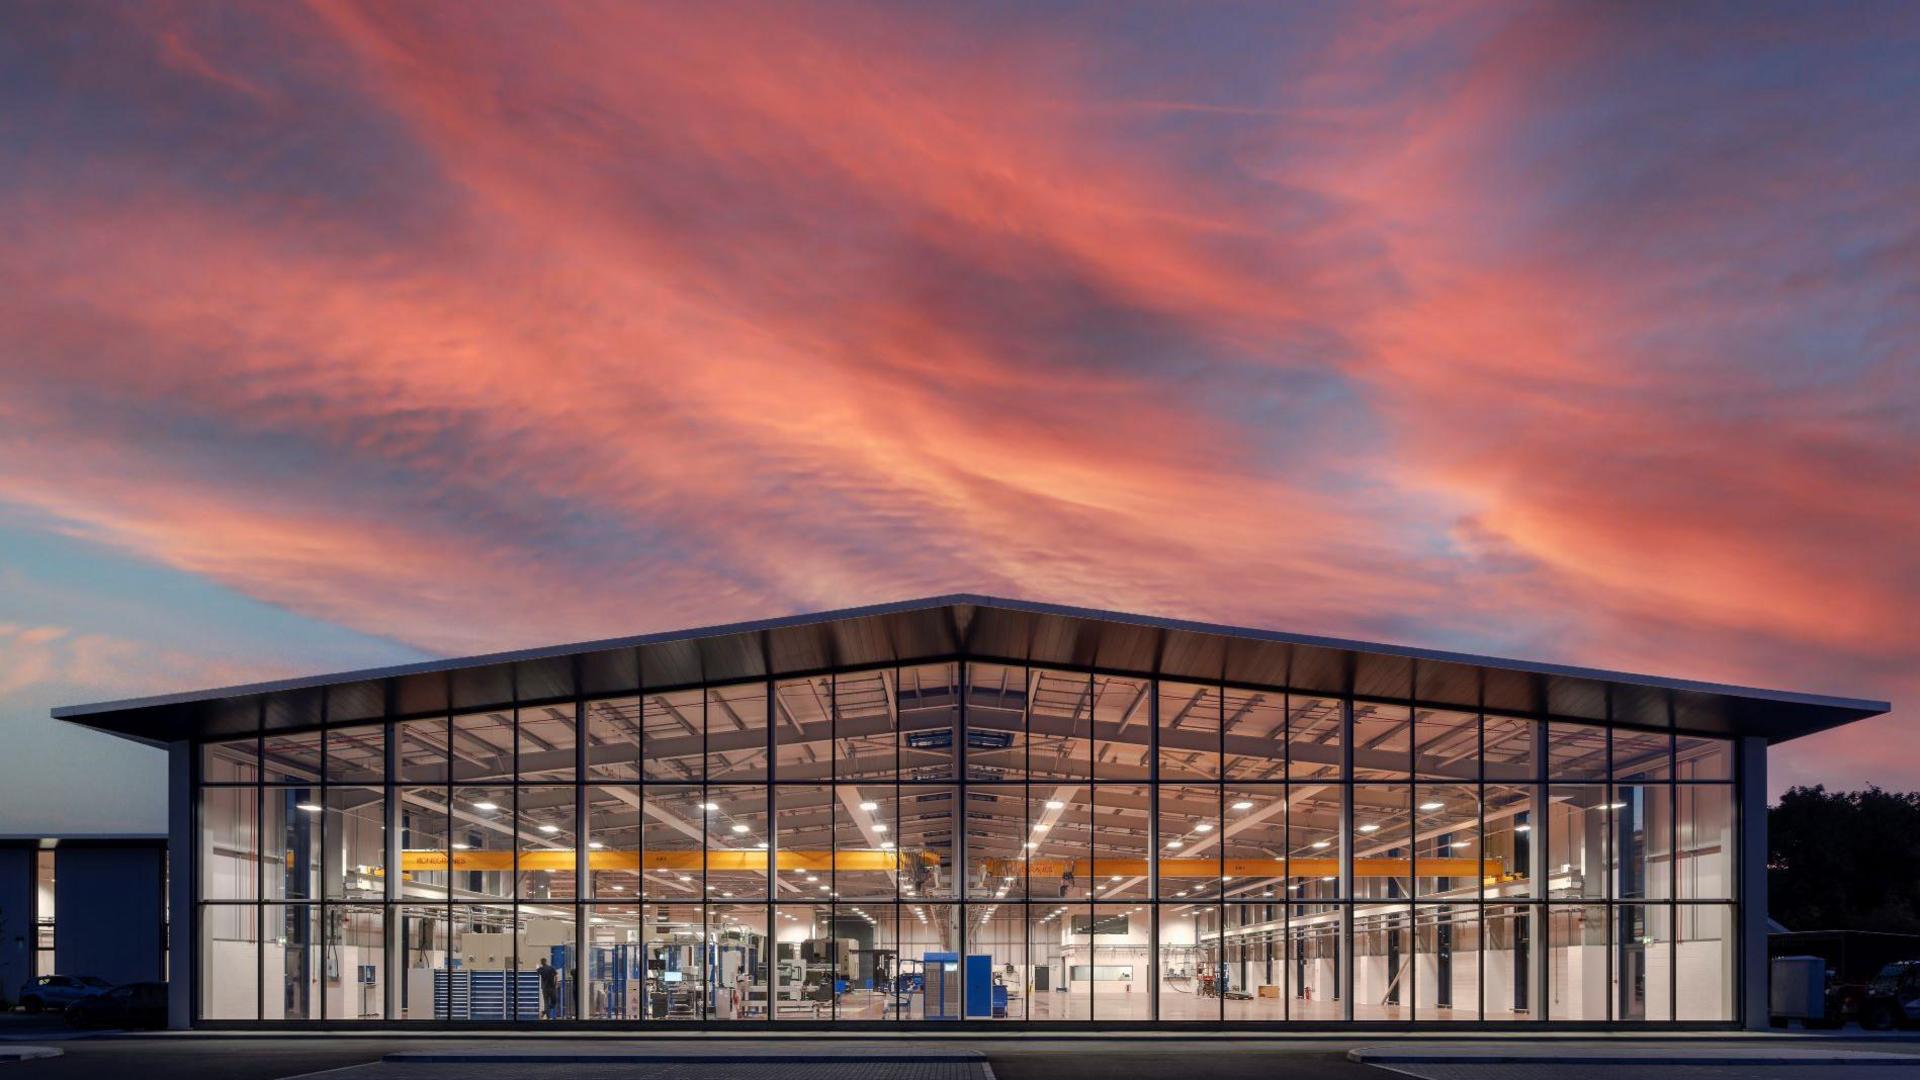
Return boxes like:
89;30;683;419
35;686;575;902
1770;786;1920;934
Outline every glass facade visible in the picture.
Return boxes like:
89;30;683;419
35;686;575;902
193;662;1739;1025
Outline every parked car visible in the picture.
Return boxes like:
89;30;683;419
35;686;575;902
16;974;110;1013
1862;961;1920;1030
1770;931;1920;1028
63;982;167;1029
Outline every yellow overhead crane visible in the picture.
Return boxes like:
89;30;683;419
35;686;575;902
393;849;1490;880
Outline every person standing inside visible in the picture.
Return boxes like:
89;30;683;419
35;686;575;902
536;956;560;1020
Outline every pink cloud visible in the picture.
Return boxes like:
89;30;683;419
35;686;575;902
0;2;1909;793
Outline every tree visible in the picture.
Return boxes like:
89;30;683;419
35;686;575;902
1770;786;1920;934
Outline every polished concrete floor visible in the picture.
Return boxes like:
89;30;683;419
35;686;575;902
750;987;1511;1022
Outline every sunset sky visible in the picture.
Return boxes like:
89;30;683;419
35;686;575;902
1;1;1914;832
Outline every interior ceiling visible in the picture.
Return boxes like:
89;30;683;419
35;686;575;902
55;594;1889;746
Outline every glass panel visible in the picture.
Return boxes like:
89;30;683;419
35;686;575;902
1158;905;1217;1020
449;786;514;900
1159;784;1220;899
708;902;769;1020
1290;908;1342;1019
970;904;1026;1019
1288;780;1343;899
1095;784;1150;901
1288;695;1344;781
1223;686;1286;781
1612;728;1671;781
1484;903;1536;1019
450;904;522;1020
708;683;769;782
517;786;576;901
583;696;641;781
773;903;831;1020
899;785;957;900
326;725;384;784
1546;722;1608;780
1415;784;1479;898
1031;669;1094;781
519;905;575;1020
1546;903;1608;1020
263;787;321;901
965;662;1027;780
323;786;385;901
1414;902;1478;1019
643;689;704;782
1677;785;1734;899
200;786;258;901
834;783;895;900
1089;903;1148;1020
1223;903;1285;1019
774;677;833;782
1352;783;1412;902
1027;903;1082;1019
451;709;514;785
1611;902;1670;1021
325;905;386;1019
898;663;960;782
585;786;641;898
1352;704;1412;779
1091;673;1151;781
202;737;259;783
1482;714;1535;782
1675;734;1733;781
1030;786;1090;902
584;904;640;1019
1414;708;1479;780
834;669;897;783
396;717;447;783
644;785;705;900
709;783;769;902
967;785;1026;900
397;787;449;900
517;704;575;781
1546;785;1608;899
1483;785;1537;899
1676;903;1734;1020
262;729;323;783
199;905;258;1019
396;904;450;1020
1612;784;1673;900
263;904;320;1021
1353;903;1412;1020
1158;682;1222;781
774;785;833;900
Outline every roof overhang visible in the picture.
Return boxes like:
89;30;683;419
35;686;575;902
53;594;1890;748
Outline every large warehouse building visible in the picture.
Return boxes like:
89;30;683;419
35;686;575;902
54;596;1888;1030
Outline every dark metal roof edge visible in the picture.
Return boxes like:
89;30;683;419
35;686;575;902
963;595;1892;716
50;592;1891;722
50;594;981;721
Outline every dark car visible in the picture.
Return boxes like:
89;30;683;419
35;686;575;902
16;974;110;1013
1862;961;1920;1030
63;982;167;1029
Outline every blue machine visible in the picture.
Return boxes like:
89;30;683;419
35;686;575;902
964;954;993;1019
923;952;959;1020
